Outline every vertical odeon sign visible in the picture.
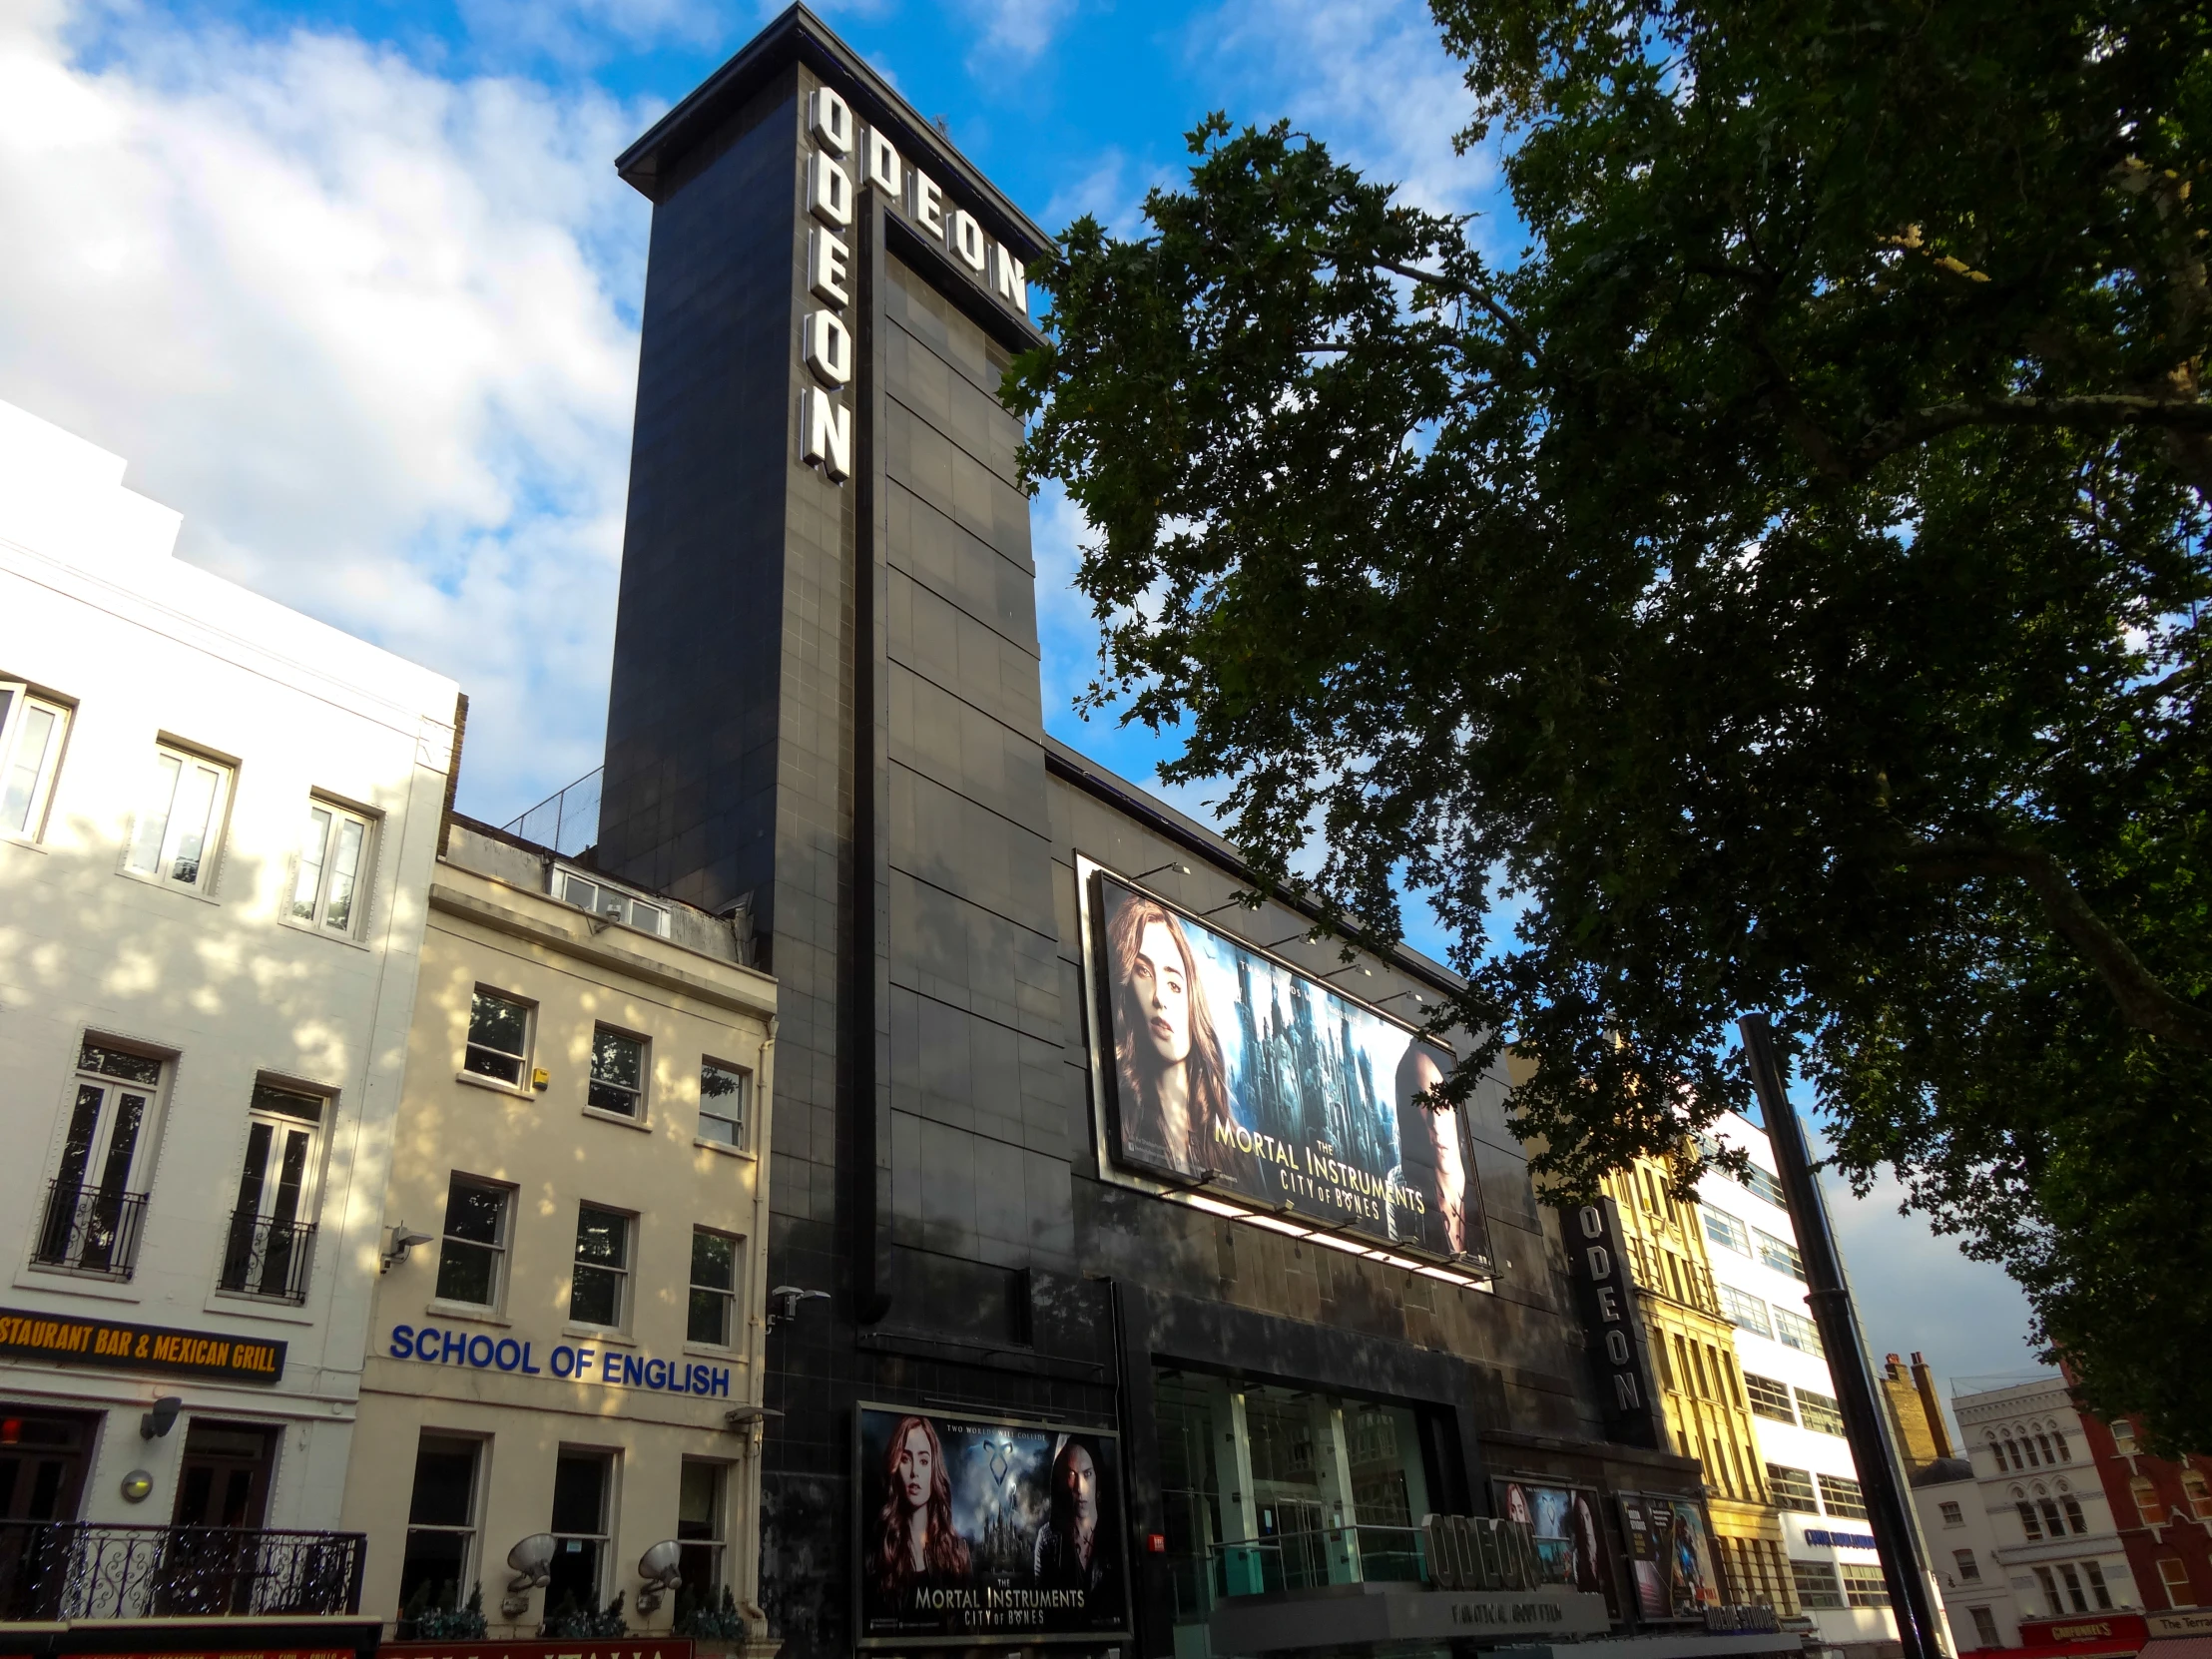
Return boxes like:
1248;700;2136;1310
795;86;1029;483
1562;1196;1664;1448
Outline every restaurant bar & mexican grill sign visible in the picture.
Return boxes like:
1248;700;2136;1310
0;1307;286;1382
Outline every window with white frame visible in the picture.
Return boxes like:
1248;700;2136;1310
587;1027;646;1118
570;1204;631;1329
291;799;373;934
1970;1608;2001;1647
553;867;669;937
1819;1472;1869;1519
2080;1561;2113;1609
1756;1228;1806;1281
1718;1284;1772;1338
398;1434;481;1617
464;988;531;1086
218;1082;325;1303
2158;1558;2191;1606
698;1059;748;1149
435;1175;512;1308
1939;1501;1964;1526
688;1228;741;1347
547;1450;614;1611
1703;1207;1751;1256
677;1460;727;1598
1773;1306;1825;1357
1954;1548;1981;1582
1745;1372;1795;1423
125;745;232;892
0;682;69;839
35;1039;166;1279
1796;1387;1846;1436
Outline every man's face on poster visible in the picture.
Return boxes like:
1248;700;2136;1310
1061;1444;1098;1526
1412;1049;1467;1252
1132;919;1192;1067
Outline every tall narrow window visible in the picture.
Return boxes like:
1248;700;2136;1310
464;989;531;1085
1970;1608;2001;1647
2039;1498;2066;1537
219;1083;323;1303
126;745;231;891
1954;1549;1981;1582
2062;1493;2088;1533
570;1206;631;1329
291;801;372;934
698;1060;748;1149
688;1229;740;1347
2082;1561;2113;1610
398;1435;480;1618
547;1451;612;1614
2033;1566;2059;1612
2134;1476;2165;1526
0;683;69;839
2035;1433;2057;1466
435;1176;511;1308
587;1028;645;1118
2182;1471;2212;1519
2057;1563;2088;1613
2018;1501;2044;1540
677;1460;727;1599
2158;1558;2192;1606
36;1040;163;1278
2050;1427;2070;1461
2113;1420;2140;1455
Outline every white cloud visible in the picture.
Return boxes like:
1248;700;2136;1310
1193;0;1498;218
955;0;1078;66
0;0;649;820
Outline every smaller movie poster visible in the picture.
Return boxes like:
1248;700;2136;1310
855;1403;1130;1646
1495;1479;1612;1611
1614;1494;1716;1621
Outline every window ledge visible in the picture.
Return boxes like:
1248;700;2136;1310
278;915;372;953
205;1292;318;1326
583;1105;651;1132
424;1300;513;1327
563;1323;636;1348
693;1137;755;1161
453;1070;534;1100
681;1342;749;1363
12;1266;142;1303
115;865;223;905
0;833;49;856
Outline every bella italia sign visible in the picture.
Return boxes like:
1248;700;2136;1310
387;1324;729;1398
794;83;1031;486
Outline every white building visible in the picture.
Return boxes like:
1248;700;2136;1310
0;398;458;1591
1698;1113;1904;1658
1915;1377;2136;1647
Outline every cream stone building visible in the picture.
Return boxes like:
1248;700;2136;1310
0;394;456;1583
339;817;777;1640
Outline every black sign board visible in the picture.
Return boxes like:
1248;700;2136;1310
1558;1199;1663;1446
0;1307;286;1383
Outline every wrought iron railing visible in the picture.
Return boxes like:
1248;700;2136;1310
31;1181;148;1279
0;1522;364;1620
218;1212;315;1304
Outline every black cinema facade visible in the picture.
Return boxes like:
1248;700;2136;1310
591;7;1716;1653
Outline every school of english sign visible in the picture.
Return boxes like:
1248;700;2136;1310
386;1324;730;1398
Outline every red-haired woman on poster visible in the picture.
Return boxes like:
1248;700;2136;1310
1106;891;1235;1176
871;1415;970;1600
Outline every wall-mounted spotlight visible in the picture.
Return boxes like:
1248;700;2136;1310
635;1539;684;1614
1133;859;1193;881
502;1532;555;1618
766;1286;830;1333
380;1222;435;1275
140;1396;182;1440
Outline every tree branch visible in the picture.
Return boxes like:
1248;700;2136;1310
1375;258;1538;360
1857;393;2212;471
1903;840;2212;1050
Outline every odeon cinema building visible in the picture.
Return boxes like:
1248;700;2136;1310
590;9;1790;1659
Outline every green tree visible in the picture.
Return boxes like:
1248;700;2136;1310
1009;0;2212;1448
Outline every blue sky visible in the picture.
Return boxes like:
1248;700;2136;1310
0;0;2042;1391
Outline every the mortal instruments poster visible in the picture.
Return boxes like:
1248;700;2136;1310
855;1404;1132;1645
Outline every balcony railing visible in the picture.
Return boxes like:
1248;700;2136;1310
0;1522;364;1620
219;1212;315;1304
32;1182;148;1280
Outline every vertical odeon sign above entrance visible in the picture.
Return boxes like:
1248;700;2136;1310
794;83;1030;483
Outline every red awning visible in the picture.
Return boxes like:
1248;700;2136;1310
1972;1641;2142;1659
2138;1638;2212;1659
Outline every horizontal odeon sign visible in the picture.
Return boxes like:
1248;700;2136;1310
0;1307;285;1383
387;1324;729;1397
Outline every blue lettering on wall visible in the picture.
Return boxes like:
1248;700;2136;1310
385;1328;726;1396
521;1342;541;1374
416;1326;443;1362
390;1324;415;1360
550;1345;575;1378
440;1329;467;1364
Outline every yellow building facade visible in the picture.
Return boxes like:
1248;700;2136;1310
1598;1157;1799;1620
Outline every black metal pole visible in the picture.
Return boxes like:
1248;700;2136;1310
1737;1014;1944;1659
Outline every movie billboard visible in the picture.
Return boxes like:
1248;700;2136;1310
855;1404;1129;1646
1495;1479;1613;1610
1083;864;1488;1262
1615;1493;1717;1621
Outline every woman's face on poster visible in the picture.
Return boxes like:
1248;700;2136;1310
1060;1444;1098;1526
1411;1050;1468;1250
896;1424;935;1511
1132;919;1192;1067
1505;1484;1533;1526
